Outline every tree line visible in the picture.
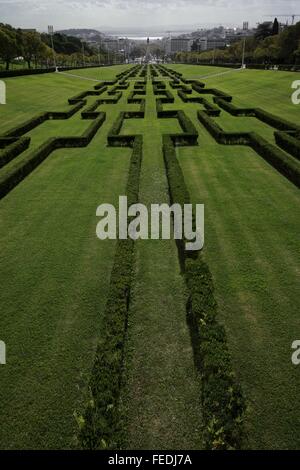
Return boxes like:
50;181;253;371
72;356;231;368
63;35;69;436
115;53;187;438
0;23;117;70
175;20;300;67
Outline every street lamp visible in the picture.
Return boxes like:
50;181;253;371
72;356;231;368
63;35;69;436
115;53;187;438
48;25;57;70
97;44;101;66
242;37;246;68
81;41;86;67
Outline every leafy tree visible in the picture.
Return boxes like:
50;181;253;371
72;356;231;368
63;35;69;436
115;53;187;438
278;21;300;63
0;24;18;70
255;22;273;41
22;32;46;68
272;18;279;36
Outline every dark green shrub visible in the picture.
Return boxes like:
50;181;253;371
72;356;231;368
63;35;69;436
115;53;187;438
249;132;300;188
0;113;106;199
275;131;300;160
0;137;30;169
214;98;255;116
79;135;143;450
255;108;299;132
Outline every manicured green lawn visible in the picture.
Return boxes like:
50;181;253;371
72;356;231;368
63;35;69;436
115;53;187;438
167;64;300;120
0;66;132;449
1;65;131;133
120;77;203;450
0;63;299;450
166;65;300;449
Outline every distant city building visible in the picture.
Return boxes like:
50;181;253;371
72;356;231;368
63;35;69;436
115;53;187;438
199;38;208;51
206;39;226;50
166;37;192;55
243;21;249;31
118;38;131;55
102;39;119;53
21;28;37;33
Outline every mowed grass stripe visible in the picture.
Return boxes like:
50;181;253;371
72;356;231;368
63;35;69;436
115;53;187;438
176;95;300;449
166;64;299;121
0;67;133;449
121;73;203;450
0;65;132;133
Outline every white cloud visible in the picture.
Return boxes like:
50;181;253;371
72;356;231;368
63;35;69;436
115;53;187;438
0;0;298;30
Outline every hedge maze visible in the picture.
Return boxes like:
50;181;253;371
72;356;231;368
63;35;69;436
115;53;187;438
1;63;299;450
0;65;140;200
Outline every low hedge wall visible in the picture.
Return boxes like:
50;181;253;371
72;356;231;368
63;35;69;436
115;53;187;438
94;83;109;92
68;90;100;105
0;137;30;169
198;111;300;187
254;108;299;132
48;101;85;119
156;99;178;118
185;258;246;449
81;100;102;119
3;102;86;138
99;91;122;104
157;90;174;104
275;131;300;161
178;90;220;116
0;113;106;199
249;132;300;188
162;133;246;450
79;134;143;450
197;111;250;145
192;83;232;102
3;113;48;138
214;98;255;116
107;112;141;147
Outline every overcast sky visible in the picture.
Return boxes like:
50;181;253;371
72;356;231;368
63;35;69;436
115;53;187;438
0;0;299;32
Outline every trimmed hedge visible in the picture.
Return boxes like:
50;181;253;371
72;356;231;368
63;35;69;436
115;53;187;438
197;111;250;145
0;113;106;199
275;131;300;161
93;83;109;92
3;113;48;138
0;137;30;169
197;111;300;187
185;257;246;449
68;90;100;105
214;98;255;116
192;83;232;102
48;101;85;120
107;112;140;147
249;132;300;188
162;132;246;450
162;134;190;207
156;99;178;118
178;90;220;116
79;134;143;450
99;91;122;104
254;108;299;132
81;100;102;119
3;102;86;138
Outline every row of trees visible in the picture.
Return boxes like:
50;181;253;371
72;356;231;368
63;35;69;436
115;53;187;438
176;21;300;66
0;23;120;70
